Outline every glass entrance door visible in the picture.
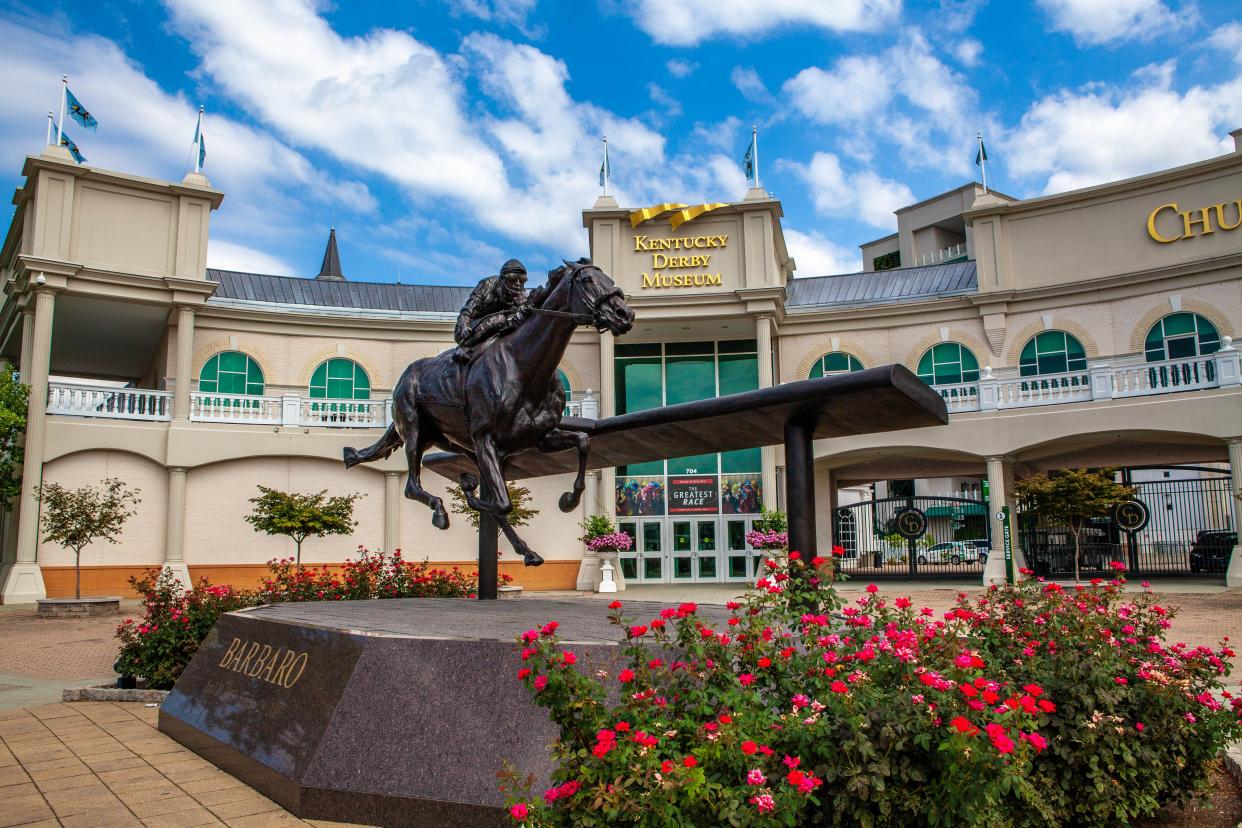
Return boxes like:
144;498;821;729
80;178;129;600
724;516;757;581
696;519;720;581
618;520;664;583
671;520;694;580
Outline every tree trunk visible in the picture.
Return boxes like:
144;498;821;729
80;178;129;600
74;548;81;599
295;539;302;569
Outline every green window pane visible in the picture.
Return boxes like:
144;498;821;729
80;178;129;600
721;448;761;474
673;522;691;551
616;358;662;413
673;557;692;578
728;555;748;577
199;352;264;397
718;354;758;396
643;523;662;552
219;351;244;372
727;520;746;551
644;558;663;579
310;358;369;399
665;341;713;356
666;356;715;405
810;352;862;378
616;343;662;357
697;521;716;551
620;461;665;476
916;351;935;382
1163;313;1195;336
1020;333;1086;376
621;558;638;579
556;369;570;395
1145;313;1221;362
698;556;717;579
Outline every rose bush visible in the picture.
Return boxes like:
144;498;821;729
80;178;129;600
114;568;252;689
504;555;1241;827
115;548;497;688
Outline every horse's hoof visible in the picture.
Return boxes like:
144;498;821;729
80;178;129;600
558;491;581;513
343;447;359;468
523;551;545;567
432;510;449;530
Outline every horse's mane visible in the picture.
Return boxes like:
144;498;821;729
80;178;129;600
532;258;590;309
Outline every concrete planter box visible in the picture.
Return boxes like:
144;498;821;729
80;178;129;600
63;684;169;703
37;596;121;618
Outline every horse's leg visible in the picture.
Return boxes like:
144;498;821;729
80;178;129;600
497;514;543;567
343;422;403;468
404;425;449;530
459;436;512;515
537;428;589;513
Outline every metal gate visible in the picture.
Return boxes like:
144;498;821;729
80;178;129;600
1019;466;1234;579
833;496;991;580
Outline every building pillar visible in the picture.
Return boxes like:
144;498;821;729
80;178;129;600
1;291;55;603
163;467;191;586
755;315;778;512
384;471;401;553
173;306;195;420
982;456;1026;585
1226;439;1242;588
577;470;606;591
598;329;617;527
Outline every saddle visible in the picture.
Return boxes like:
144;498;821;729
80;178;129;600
416;334;504;409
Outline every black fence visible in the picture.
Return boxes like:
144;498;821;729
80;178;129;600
1019;469;1234;579
833;495;990;580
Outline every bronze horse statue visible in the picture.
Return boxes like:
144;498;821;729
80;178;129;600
343;260;635;565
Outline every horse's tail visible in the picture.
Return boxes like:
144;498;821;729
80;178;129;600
344;423;403;469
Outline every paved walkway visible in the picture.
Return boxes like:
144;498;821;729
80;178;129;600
0;701;364;828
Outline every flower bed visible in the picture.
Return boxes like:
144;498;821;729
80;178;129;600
504;555;1242;827
114;548;492;689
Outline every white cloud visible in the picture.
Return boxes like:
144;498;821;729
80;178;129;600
455;0;541;34
1209;22;1242;63
665;58;697;78
206;240;298;276
690;116;743;152
1035;0;1190;46
783;152;915;229
730;67;771;103
784;228;861;276
1006;62;1241;194
628;0;902;46
647;83;682;118
951;38;983;66
784;32;985;173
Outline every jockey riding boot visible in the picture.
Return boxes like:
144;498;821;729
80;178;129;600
452;346;472;365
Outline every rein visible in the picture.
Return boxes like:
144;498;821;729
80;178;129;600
528;265;623;327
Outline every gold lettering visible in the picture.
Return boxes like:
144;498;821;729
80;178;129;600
247;645;272;677
237;642;261;674
1180;207;1215;237
641;272;656;288
282;653;308;688
1213;200;1242;231
219;638;243;669
259;648;281;683
633;235;648;252
271;649;298;685
652;253;666;269
707;273;722;285
1146;202;1181;243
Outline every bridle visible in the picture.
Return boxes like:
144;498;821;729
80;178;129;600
530;263;625;329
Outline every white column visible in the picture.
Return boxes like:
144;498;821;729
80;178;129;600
577;470;602;591
1226;439;1242;588
755;315;778;511
2;291;55;602
162;467;191;586
384;472;402;553
172;307;195;420
983;456;1009;586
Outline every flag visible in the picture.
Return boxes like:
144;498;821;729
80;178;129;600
65;87;97;131
742;135;755;179
975;140;988;166
194;119;206;169
56;127;86;163
598;154;607;187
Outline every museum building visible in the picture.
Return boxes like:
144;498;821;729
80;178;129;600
1;129;1241;603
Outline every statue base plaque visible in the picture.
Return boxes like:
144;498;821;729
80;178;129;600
159;598;712;826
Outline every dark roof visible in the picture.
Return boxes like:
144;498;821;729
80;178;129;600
785;260;976;310
316;228;345;281
207;269;471;314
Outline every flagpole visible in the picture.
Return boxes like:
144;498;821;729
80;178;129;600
46;111;54;147
977;132;988;194
57;75;67;147
195;106;204;174
752;124;760;189
602;135;609;196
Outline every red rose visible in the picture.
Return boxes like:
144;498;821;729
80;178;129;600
618;669;636;683
683;756;697;768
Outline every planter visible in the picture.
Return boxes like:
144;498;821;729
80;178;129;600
37;596;121;618
117;675;137;689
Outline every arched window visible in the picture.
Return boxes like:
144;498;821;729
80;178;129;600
1019;331;1087;377
1144;313;1220;362
557;368;572;415
916;343;980;386
808;352;864;378
309;358;371;399
199;352;264;395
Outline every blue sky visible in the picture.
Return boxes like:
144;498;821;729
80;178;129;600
1;0;1239;284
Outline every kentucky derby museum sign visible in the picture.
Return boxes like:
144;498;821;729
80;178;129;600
635;233;728;289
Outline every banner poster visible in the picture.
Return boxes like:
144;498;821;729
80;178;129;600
668;476;719;514
615;477;666;516
720;475;763;514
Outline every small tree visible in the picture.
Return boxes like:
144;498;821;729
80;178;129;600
37;478;141;599
1014;468;1136;583
245;486;362;567
447;481;537;529
0;371;29;509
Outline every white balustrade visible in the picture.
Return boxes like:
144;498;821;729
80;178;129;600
1111;355;1219;398
190;393;284;424
47;383;172;420
299;397;390;428
932;380;981;413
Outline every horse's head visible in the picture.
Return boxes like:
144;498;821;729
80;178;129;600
550;259;635;335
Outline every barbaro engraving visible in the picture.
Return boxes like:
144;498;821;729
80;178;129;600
217;637;309;688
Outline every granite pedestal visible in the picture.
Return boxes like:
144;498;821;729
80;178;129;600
160;598;720;826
